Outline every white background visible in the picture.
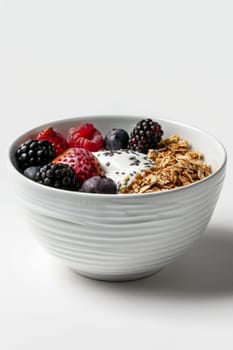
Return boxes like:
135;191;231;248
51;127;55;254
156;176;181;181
1;0;233;349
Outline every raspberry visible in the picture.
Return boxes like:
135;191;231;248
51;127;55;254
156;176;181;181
67;123;104;152
52;147;105;183
37;127;69;156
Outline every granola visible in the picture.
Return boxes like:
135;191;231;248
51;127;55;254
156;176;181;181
119;135;212;194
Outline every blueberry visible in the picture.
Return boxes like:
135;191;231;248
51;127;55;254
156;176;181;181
23;166;41;181
80;176;117;194
104;128;129;150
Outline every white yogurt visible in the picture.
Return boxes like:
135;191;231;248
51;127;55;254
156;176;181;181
93;149;155;186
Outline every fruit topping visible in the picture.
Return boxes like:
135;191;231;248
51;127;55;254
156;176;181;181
52;147;105;183
67;123;104;152
128;119;163;153
37;127;69;156
15;139;55;170
80;176;117;194
37;163;79;190
104;128;129;150
16;118;212;195
23;166;41;181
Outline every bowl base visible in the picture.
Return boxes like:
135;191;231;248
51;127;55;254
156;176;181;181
70;267;164;282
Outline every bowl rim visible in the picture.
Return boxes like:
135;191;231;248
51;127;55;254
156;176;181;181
8;114;227;199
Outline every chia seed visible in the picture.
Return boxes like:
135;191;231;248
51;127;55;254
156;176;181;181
130;159;140;166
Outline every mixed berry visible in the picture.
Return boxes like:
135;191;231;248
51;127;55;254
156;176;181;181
37;127;69;156
17;118;202;194
128;119;163;153
67;123;104;151
32;163;78;190
105;128;129;151
80;176;117;194
16;139;55;170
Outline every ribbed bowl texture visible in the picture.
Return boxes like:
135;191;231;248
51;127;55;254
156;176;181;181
9;116;227;281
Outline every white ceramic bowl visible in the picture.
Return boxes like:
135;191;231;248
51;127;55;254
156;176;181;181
9;116;226;281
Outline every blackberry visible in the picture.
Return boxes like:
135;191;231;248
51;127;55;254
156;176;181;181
38;163;79;190
16;139;55;170
128;119;163;153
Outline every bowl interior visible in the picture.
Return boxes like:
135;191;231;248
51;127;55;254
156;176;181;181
9;115;226;176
